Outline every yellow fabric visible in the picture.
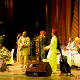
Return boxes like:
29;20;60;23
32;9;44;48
20;54;28;66
17;47;21;63
18;36;30;55
18;36;30;66
45;35;57;73
16;37;21;63
5;59;11;64
75;37;79;41
0;46;12;64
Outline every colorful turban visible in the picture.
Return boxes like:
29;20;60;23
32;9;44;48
40;30;43;34
42;31;46;35
40;30;46;35
75;37;79;41
52;29;57;33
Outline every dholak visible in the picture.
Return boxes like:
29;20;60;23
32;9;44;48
0;60;7;72
26;62;52;77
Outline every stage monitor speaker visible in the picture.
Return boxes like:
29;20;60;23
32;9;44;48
0;60;7;72
26;62;52;77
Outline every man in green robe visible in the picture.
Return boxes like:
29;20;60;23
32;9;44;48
18;31;30;68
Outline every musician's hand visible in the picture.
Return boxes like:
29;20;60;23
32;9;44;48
23;45;28;48
20;47;22;51
43;47;49;51
43;47;46;50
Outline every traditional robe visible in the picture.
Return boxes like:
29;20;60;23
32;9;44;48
0;46;11;61
18;36;30;67
66;41;75;50
16;37;21;63
45;35;57;73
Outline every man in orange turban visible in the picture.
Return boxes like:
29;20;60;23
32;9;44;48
39;30;47;60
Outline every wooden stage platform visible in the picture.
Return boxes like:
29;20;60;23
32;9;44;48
0;59;80;80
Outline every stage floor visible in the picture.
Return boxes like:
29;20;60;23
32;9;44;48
0;60;80;80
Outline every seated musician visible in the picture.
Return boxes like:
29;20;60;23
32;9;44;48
0;44;11;61
75;37;80;54
0;36;12;64
66;37;75;50
62;37;75;55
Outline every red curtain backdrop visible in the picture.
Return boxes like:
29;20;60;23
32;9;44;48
79;0;80;38
51;0;67;45
71;0;79;40
50;0;80;45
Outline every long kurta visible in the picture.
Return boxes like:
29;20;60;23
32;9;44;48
45;35;57;73
18;36;30;67
17;37;21;63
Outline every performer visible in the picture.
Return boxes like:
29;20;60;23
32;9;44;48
62;37;75;55
16;33;21;63
74;37;79;51
0;43;11;61
66;37;75;50
0;36;11;62
16;33;21;47
39;30;47;60
43;29;57;73
18;31;30;68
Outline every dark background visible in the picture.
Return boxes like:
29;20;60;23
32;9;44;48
0;0;46;57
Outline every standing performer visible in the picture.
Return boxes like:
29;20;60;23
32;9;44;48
43;29;57;73
39;30;47;60
18;31;30;68
16;33;21;63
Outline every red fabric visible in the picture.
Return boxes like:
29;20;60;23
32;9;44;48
52;29;57;33
40;30;46;35
40;30;43;34
43;31;46;35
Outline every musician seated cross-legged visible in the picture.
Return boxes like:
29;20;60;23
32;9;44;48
62;37;75;55
62;37;75;67
0;36;12;65
71;37;80;67
66;37;75;50
0;43;12;64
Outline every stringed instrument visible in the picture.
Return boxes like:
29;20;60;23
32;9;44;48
59;48;72;76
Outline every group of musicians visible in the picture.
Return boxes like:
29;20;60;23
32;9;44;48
63;36;80;54
1;28;80;74
16;30;80;74
16;31;30;68
16;29;58;74
1;29;80;74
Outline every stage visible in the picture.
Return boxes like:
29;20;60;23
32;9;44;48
0;59;80;80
